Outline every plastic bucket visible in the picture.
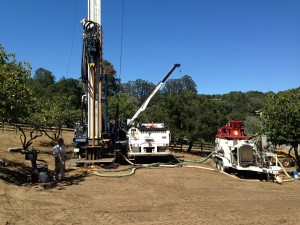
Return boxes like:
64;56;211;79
39;172;48;183
292;171;299;180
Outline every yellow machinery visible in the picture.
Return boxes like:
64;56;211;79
273;149;296;167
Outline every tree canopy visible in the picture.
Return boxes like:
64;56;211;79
162;75;197;96
163;91;222;150
262;88;300;169
0;45;34;123
262;88;300;145
122;79;155;104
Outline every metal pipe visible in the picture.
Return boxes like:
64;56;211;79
91;66;96;148
98;25;103;137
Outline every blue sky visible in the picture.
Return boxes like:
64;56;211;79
1;0;299;94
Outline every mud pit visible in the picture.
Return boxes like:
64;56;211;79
1;158;300;225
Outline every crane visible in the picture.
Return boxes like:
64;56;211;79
127;64;180;126
126;64;180;159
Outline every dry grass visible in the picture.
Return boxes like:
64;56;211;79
0;129;75;185
0;129;74;161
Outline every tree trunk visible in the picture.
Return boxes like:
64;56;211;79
293;144;300;171
17;125;43;150
187;140;194;153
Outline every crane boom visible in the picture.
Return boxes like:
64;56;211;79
127;64;180;126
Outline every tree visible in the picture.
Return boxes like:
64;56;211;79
108;93;139;124
181;75;198;93
0;45;42;150
121;79;155;104
33;68;55;87
27;68;56;98
162;75;197;96
262;88;300;170
18;124;43;150
244;116;263;137
28;70;84;137
0;45;34;123
140;103;168;125
164;92;220;151
34;95;81;141
103;60;121;96
54;77;83;109
218;91;265;121
245;91;266;112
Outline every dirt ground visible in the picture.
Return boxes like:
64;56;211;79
1;130;300;225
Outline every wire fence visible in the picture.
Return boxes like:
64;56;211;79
0;122;74;133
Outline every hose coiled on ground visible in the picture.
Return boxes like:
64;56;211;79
93;149;217;177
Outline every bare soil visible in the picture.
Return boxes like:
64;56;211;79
1;130;300;225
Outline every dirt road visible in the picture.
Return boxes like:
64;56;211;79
1;161;300;225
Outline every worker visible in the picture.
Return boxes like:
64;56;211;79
218;147;224;154
53;138;66;181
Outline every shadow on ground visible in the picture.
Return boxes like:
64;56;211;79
0;160;87;189
0;161;30;185
40;171;87;190
171;146;213;157
128;155;180;165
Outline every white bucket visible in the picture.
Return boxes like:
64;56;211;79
293;171;299;180
39;172;48;183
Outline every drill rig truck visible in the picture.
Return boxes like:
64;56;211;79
214;121;282;179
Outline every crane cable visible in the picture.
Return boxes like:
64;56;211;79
115;0;125;128
119;0;125;80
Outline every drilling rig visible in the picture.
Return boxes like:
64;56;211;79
72;0;180;163
73;0;115;162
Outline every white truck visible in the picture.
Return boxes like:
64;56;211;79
126;64;180;159
127;123;170;158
